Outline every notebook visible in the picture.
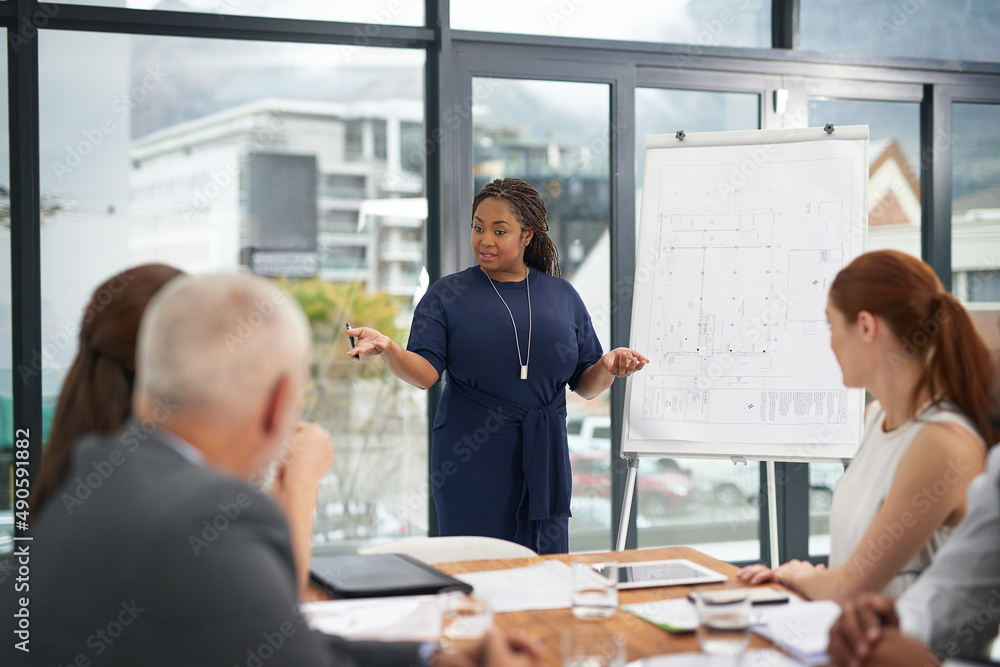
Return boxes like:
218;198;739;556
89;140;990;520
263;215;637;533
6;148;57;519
310;553;474;599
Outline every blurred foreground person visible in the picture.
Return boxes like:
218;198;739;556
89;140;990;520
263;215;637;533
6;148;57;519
26;272;542;667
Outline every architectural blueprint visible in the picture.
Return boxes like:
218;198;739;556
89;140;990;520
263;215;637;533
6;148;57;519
625;127;867;458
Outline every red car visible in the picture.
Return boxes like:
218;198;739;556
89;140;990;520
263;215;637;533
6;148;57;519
570;452;695;519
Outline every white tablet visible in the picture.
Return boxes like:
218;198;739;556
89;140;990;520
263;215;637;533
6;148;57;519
591;558;729;589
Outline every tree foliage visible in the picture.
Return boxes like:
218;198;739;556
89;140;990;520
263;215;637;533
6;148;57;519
282;278;408;382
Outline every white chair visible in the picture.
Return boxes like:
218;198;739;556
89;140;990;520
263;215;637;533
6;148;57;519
358;536;538;564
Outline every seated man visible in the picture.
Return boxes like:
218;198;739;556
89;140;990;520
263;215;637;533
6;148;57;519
827;364;1000;667
21;272;540;667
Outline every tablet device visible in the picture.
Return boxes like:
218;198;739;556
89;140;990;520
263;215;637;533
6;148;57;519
591;558;729;589
310;553;473;599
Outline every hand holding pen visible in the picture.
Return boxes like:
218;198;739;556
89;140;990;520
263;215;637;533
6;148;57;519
345;323;359;362
345;324;392;359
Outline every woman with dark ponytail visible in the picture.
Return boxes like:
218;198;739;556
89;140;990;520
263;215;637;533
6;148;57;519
348;177;648;553
31;263;184;517
740;250;994;601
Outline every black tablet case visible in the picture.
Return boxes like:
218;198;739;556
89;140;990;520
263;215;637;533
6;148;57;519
309;553;474;599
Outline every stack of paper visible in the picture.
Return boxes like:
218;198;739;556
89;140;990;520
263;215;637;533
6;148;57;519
752;600;841;666
626;649;807;666
455;560;573;613
301;595;442;641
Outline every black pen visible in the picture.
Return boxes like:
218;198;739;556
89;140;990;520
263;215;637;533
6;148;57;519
346;323;359;361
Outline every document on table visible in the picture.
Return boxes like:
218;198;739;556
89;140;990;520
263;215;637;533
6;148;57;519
752;600;841;666
455;560;573;612
300;595;441;641
626;648;807;666
622;598;699;632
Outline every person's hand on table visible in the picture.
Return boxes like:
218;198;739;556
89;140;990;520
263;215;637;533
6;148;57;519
738;559;825;593
601;348;650;378
737;563;778;585
772;558;824;589
433;629;544;667
346;326;392;358
827;593;899;667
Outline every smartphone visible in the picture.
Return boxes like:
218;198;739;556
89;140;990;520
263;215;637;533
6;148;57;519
688;587;790;605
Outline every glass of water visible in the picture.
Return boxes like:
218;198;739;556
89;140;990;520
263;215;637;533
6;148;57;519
439;592;493;653
571;561;618;620
693;588;751;656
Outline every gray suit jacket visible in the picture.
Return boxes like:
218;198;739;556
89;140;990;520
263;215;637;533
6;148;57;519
21;424;422;667
898;444;1000;660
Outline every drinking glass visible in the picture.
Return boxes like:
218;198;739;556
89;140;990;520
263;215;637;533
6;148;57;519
571;561;618;620
693;588;751;656
439;593;492;653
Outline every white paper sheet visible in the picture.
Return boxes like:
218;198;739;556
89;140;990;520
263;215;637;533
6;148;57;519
300;595;442;641
752;599;841;666
623;598;699;632
455;560;573;613
625;127;868;460
627;648;807;666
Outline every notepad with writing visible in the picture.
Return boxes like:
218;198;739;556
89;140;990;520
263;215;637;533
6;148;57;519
310;553;473;599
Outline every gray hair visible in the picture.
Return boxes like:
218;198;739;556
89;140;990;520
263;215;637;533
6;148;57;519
135;271;311;420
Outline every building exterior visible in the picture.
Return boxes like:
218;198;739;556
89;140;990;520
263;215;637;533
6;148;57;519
867;139;1000;352
129;98;426;295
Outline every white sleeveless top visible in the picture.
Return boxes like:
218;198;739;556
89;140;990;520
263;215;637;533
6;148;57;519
828;399;984;599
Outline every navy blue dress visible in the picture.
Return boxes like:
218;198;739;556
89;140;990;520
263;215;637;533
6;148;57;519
407;266;604;554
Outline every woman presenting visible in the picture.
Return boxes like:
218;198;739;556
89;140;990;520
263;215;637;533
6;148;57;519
347;177;648;553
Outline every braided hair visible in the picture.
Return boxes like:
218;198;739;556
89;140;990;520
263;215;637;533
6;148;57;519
472;178;561;277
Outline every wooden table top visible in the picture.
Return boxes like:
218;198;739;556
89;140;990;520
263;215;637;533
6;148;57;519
309;545;788;665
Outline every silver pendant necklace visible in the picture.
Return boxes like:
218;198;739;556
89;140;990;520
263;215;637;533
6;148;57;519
485;264;532;380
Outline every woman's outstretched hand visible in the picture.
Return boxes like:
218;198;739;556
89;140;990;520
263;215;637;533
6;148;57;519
345;326;391;358
601;348;650;378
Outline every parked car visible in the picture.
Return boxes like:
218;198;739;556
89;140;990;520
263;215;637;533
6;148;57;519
567;416;843;510
570;451;695;518
567;415;614;455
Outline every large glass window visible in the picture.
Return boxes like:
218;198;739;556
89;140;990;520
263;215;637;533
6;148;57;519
38;30;426;555
49;0;424;25
802;0;1000;63
952;103;1000;358
453;1;769;48
634;87;762;563
808;98;922;257
804;97;920;555
473;77;612;552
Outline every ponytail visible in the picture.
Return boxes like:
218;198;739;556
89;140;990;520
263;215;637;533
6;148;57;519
524;228;561;277
830;250;996;447
925;293;996;446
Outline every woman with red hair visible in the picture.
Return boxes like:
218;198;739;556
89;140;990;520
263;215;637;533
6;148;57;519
740;250;995;602
31;263;185;516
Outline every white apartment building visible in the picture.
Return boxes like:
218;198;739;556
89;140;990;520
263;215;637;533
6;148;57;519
866;138;1000;351
128;97;426;296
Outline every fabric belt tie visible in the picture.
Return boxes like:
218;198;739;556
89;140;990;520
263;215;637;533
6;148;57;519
447;379;571;521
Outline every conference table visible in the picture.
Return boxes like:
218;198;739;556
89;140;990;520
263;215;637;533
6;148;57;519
308;545;795;665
